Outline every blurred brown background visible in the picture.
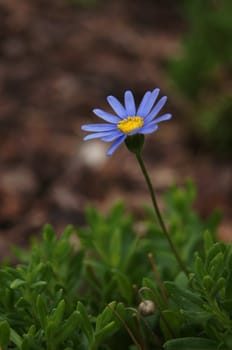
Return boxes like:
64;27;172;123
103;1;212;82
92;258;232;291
0;0;231;258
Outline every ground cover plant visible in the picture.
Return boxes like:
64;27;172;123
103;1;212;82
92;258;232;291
0;88;231;349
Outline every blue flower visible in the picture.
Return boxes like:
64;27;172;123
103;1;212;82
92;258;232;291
81;89;172;156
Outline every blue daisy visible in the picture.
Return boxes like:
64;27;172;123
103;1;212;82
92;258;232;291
81;89;172;156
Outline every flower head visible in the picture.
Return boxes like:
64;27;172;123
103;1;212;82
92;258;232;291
81;89;172;156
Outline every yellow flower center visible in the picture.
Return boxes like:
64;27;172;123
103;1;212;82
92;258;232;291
117;116;144;134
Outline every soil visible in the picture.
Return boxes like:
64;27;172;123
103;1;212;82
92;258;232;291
0;0;231;260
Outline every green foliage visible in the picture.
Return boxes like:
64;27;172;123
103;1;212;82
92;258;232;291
78;202;151;310
169;0;232;154
0;182;227;349
144;180;220;279
164;232;232;349
170;0;232;98
0;225;123;350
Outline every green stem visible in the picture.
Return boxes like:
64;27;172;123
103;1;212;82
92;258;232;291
135;152;188;276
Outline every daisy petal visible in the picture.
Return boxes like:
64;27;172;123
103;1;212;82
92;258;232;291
81;123;117;132
138;88;160;117
145;96;167;123
81;88;172;157
83;131;111;141
129;127;143;136
101;130;122;142
154;113;172;124
136;91;151;116
140;122;159;134
107;95;127;118
124;90;136;116
106;135;126;156
93;109;120;123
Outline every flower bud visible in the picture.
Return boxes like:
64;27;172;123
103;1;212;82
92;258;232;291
138;300;155;316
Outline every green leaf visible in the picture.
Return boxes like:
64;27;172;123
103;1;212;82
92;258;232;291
53;311;80;346
114;302;127;327
209;252;224;280
206;243;225;267
165;282;203;309
113;271;132;303
36;294;47;329
121;235;139;271
194;255;206;279
164;337;218;350
10;329;22;348
10;278;26;289
27;325;36;337
160;310;182;340
95;321;117;345
50;299;66;328
109;229;121;268
45;320;57;344
43;224;56;242
211;277;225;297
15;297;29;308
203;230;214;253
21;337;30;350
30;281;47;289
21;330;38;350
0;321;10;348
203;275;214;291
76;302;93;344
225;270;232;299
180;309;211;323
94;302;125;347
95;301;116;332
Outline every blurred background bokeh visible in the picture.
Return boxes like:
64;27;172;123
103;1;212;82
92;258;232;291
0;0;231;257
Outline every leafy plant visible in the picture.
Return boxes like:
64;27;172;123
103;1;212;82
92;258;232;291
0;182;226;349
169;0;232;154
143;180;220;279
163;231;232;349
0;225;124;350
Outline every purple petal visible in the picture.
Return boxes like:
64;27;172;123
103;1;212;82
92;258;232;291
129;127;143;136
136;91;151;116
107;95;127;118
137;89;160;117
144;96;167;123
140;122;159;134
81;123;117;132
83;131;111;141
93;109;120;123
106;135;127;156
154;113;172;124
101;130;123;142
124;90;136;116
